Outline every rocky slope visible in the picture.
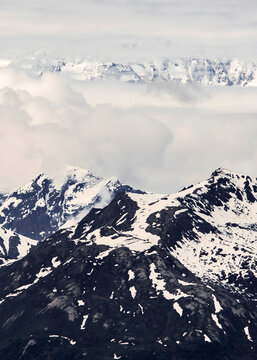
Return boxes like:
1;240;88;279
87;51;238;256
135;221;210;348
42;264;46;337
0;167;139;241
2;54;257;85
61;167;257;296
0;226;37;266
0;168;256;359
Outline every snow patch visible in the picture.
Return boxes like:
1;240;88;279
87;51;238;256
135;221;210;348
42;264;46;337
211;314;223;330
138;304;144;314
36;267;52;278
129;286;137;299
178;279;197;286
244;326;253;342
114;354;121;359
51;257;61;268
80;315;89;330
173;302;183;316
128;269;135;281
204;334;212;343
78;300;85;306
212;294;223;313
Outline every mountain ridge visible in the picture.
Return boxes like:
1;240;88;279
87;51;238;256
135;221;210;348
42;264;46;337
2;55;257;86
60;166;257;296
0;166;141;241
0;167;256;359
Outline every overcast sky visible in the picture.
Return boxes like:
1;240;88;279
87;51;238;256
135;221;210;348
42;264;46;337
0;1;257;193
1;0;257;60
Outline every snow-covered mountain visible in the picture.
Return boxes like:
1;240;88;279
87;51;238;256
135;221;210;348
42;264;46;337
0;167;140;241
0;168;256;359
56;167;257;297
2;53;257;86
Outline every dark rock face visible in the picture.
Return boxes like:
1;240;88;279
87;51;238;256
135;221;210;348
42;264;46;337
0;175;58;240
0;235;256;360
72;192;139;241
0;192;8;206
146;207;216;249
6;235;20;259
0;167;257;359
0;228;37;265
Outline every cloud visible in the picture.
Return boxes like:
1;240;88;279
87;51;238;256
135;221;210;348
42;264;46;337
0;69;173;191
0;67;257;194
1;0;257;60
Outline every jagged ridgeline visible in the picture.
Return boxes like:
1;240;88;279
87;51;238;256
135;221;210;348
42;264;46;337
0;167;141;241
0;168;256;359
2;54;257;86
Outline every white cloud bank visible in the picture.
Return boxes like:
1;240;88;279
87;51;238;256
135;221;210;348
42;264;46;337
0;68;256;193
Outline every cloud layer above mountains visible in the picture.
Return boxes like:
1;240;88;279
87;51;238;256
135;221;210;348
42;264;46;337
1;0;257;60
0;68;257;193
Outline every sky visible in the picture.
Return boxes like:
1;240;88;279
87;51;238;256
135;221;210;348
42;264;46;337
0;0;257;193
1;0;257;61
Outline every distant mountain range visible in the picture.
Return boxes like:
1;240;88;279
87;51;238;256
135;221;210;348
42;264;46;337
2;54;257;86
0;167;256;359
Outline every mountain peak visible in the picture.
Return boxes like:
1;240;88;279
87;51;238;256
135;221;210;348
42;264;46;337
210;167;255;184
211;167;234;177
64;167;256;295
34;173;50;184
0;167;138;241
64;166;101;182
16;173;51;194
